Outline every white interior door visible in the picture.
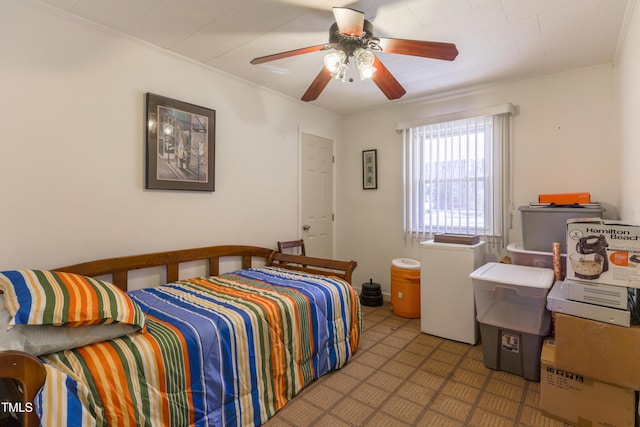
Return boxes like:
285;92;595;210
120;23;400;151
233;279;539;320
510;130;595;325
300;132;334;258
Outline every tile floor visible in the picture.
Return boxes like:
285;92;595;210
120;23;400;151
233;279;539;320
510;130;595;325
264;302;570;426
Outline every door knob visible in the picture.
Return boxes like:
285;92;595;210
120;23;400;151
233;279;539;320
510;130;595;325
302;224;311;231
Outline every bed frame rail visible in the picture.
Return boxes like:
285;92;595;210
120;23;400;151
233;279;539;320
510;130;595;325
268;252;357;284
55;245;275;291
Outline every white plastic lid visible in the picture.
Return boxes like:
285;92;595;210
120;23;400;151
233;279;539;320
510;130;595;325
392;258;421;269
469;262;554;289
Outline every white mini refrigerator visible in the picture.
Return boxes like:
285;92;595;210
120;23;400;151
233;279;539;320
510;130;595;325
420;240;486;344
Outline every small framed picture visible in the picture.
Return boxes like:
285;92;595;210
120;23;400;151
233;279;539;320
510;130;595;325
145;93;215;191
362;149;377;190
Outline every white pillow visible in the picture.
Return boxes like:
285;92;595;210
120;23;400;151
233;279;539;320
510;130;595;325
0;294;139;356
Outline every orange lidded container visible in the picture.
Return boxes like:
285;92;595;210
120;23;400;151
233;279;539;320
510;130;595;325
538;192;590;205
390;258;421;318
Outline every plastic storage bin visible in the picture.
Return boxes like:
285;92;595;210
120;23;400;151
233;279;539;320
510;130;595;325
519;206;603;253
391;258;421;318
478;323;548;381
507;242;566;279
470;262;554;381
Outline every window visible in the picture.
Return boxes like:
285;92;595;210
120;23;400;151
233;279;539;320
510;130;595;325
400;104;515;242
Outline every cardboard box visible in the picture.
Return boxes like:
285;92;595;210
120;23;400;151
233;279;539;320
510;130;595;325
540;339;636;427
554;312;640;390
566;218;640;288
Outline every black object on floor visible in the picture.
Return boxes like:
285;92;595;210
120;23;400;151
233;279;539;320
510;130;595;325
360;279;383;307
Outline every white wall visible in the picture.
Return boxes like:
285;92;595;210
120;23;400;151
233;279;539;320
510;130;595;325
0;0;341;270
338;66;619;294
616;1;640;223
2;0;634;295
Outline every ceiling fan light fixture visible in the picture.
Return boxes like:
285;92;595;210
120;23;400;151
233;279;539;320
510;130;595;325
335;62;349;82
324;50;347;74
354;48;376;80
357;64;376;81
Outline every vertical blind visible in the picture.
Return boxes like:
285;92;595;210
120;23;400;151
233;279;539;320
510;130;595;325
400;105;514;243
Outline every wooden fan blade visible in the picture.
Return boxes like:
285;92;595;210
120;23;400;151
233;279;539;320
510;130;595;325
301;67;332;102
333;7;365;36
250;44;330;65
378;38;458;61
371;56;406;100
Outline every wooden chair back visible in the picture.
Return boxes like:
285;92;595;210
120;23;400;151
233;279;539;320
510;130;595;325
277;239;305;256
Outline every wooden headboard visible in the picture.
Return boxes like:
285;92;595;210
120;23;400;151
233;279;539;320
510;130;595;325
54;245;357;291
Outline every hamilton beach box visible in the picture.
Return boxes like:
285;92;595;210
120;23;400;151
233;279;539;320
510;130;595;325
566;218;640;289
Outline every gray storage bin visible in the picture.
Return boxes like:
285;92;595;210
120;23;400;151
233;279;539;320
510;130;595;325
470;263;554;382
519;206;603;253
479;323;549;381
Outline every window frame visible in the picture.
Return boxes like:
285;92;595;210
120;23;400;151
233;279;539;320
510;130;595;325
400;104;515;242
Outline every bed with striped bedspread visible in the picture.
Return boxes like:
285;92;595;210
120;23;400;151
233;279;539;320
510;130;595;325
35;266;361;426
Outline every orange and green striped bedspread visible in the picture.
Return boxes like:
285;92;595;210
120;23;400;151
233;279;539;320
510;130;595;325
35;266;361;426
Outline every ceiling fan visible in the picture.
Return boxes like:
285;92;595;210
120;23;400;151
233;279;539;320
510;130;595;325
250;7;458;102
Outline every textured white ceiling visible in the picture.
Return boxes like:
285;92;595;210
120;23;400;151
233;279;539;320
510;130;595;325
35;0;632;115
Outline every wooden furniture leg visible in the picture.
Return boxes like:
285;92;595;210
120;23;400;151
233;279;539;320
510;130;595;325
0;351;46;427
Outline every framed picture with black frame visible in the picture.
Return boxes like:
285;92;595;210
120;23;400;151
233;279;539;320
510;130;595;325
362;149;377;190
145;93;215;191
